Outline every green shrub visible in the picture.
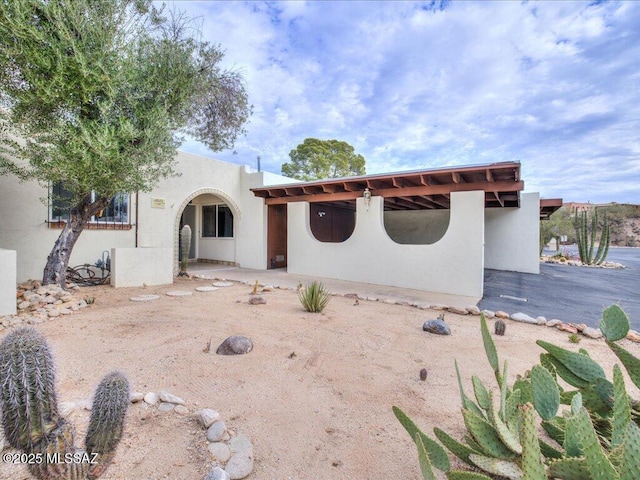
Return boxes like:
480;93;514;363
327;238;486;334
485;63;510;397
298;281;331;313
394;305;640;479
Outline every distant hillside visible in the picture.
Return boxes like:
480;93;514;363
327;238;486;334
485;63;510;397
562;202;640;247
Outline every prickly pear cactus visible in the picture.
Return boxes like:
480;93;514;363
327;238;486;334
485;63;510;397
0;327;130;480
393;305;640;480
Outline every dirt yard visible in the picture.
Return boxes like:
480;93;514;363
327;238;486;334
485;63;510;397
1;277;637;480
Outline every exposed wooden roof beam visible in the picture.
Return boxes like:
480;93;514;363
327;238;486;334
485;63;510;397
452;172;461;183
420;175;431;186
486;169;494;182
424;195;450;208
492;191;504;207
321;184;338;193
263;180;524;205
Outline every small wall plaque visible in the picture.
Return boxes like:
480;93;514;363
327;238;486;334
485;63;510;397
151;197;166;209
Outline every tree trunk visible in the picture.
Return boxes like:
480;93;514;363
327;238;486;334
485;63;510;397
42;195;111;288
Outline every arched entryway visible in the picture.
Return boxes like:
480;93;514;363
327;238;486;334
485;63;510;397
174;188;241;274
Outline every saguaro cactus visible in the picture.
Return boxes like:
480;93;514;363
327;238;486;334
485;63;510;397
179;224;192;276
0;327;130;480
573;208;610;265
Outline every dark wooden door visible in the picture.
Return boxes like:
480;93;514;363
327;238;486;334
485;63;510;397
267;205;287;269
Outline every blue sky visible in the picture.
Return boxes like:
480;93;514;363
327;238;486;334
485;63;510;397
172;1;640;204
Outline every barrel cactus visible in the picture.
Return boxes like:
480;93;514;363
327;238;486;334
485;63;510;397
0;327;130;480
494;319;506;336
179;224;192;276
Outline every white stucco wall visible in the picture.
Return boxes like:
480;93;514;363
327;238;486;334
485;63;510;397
484;192;540;274
0;249;17;316
111;247;173;288
383;209;450;244
287;191;486;298
0;174;134;282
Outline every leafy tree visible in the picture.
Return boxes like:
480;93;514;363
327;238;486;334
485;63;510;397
0;1;251;287
281;138;366;181
539;207;574;253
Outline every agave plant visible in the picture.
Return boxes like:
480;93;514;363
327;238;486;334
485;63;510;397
394;305;640;479
298;281;331;313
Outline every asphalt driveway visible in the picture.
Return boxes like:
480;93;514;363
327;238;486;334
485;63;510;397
479;247;640;330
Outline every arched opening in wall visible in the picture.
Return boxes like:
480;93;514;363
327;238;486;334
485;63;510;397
383;202;451;245
174;189;240;273
310;201;356;242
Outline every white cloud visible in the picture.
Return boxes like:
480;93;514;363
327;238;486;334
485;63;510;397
169;0;640;204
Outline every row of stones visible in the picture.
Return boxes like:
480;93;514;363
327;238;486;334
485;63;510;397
1;281;89;330
540;255;625;269
197;276;640;344
138;391;254;480
57;389;254;480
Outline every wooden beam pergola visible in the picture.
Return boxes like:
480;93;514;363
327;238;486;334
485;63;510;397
251;161;528;211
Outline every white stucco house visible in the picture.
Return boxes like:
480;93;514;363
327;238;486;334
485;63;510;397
0;151;561;315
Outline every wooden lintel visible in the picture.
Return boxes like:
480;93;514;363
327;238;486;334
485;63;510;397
263;181;523;205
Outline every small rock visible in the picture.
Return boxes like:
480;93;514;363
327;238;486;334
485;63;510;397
536;316;547;325
229;434;253;455
174;405;189;415
216;336;254;355
546;319;563;327
200;409;221;428
18;301;31;310
208;442;232;463
582;327;603;339
422;319;451;335
206;421;228;442
158;391;186;406
248;295;266;305
510;312;536;324
225;451;254;480
130;392;144;403
447;306;468;315
204;466;230;480
419;368;428;381
143;392;159;406
495;311;510;319
466;306;481;315
47;309;61;318
481;310;495;319
60;401;76;416
157;402;175;412
626;330;640;343
213;281;234;287
557;323;578;334
261;285;274;292
430;304;448;311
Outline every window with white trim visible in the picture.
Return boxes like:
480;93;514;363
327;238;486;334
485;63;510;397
202;204;234;238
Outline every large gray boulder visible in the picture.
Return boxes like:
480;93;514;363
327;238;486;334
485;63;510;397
216;335;254;355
